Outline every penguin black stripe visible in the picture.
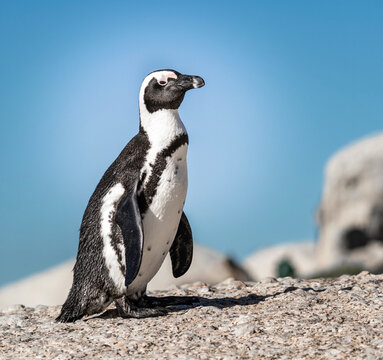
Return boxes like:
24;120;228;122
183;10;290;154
138;133;189;214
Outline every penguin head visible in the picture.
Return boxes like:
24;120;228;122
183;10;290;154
139;69;205;114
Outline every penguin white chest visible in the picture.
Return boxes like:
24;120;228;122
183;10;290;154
127;143;188;294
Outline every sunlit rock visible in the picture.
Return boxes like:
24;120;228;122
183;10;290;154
316;133;383;272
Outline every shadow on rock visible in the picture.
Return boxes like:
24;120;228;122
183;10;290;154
89;286;326;321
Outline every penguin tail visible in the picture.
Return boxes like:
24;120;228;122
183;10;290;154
55;287;88;323
55;307;85;323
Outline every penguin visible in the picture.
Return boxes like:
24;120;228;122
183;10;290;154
56;69;205;322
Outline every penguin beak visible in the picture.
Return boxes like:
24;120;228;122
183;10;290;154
177;75;205;91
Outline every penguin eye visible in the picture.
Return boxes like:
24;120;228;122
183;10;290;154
158;80;167;86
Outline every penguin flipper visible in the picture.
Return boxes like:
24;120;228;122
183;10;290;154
115;180;144;286
169;212;193;278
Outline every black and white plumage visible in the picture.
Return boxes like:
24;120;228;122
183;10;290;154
56;69;204;322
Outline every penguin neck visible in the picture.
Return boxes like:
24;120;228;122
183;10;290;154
139;108;187;149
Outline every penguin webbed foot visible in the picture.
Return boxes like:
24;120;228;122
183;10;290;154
114;297;168;319
114;294;200;319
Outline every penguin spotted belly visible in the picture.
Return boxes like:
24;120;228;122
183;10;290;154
126;144;188;295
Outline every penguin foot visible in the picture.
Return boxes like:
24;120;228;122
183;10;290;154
114;297;168;319
141;295;200;307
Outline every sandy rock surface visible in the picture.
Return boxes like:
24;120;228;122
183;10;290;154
1;272;382;359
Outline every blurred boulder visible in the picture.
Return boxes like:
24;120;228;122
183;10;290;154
316;133;383;272
0;261;74;308
0;245;250;308
148;245;251;290
243;242;316;279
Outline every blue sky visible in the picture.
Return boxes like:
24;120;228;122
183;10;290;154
1;1;383;285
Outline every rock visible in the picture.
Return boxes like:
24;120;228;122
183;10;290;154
317;133;383;272
243;242;316;279
1;273;383;358
0;245;250;308
0;261;75;308
0;304;26;314
148;245;251;291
